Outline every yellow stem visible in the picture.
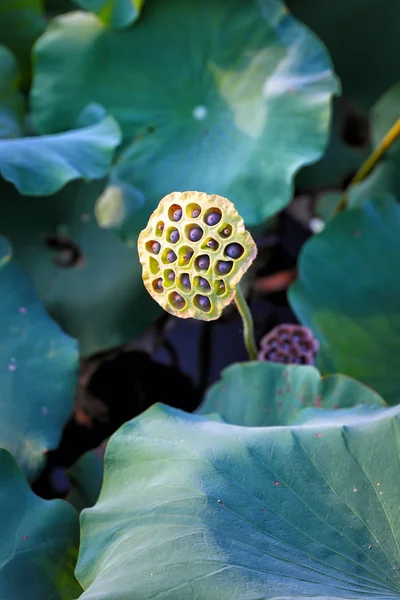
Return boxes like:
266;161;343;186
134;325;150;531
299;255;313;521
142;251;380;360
234;284;258;360
335;117;400;214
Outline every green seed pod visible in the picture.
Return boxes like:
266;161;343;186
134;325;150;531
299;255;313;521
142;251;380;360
138;191;257;320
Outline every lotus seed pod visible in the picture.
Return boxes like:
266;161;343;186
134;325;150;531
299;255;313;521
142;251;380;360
258;324;319;365
138;191;257;320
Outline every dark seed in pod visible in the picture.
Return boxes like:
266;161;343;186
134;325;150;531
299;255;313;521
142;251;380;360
170;230;180;243
157;223;164;232
221;227;231;237
154;278;163;290
183;249;194;262
151;241;161;254
181;274;190;288
189;227;203;242
225;243;244;259
198;296;211;309
192;209;200;218
168;271;175;281
197;255;210;270
166;250;177;263
173;207;182;221
207;239;218;249
174;293;184;305
199;277;210;290
206;211;221;226
217;260;233;274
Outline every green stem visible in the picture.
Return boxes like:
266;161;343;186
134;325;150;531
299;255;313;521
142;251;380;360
335;117;400;214
234;284;258;360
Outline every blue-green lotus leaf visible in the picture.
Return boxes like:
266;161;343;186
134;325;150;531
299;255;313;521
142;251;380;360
199;361;385;426
0;179;160;356
0;449;82;599
76;403;400;599
0;235;78;479
75;0;145;28
0;104;121;195
32;0;339;228
289;195;400;405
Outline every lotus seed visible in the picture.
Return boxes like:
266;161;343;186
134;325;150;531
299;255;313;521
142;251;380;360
220;226;232;238
192;209;200;218
168;271;175;281
173;207;182;221
174;293;184;305
217;260;233;274
151;241;161;254
183;249;194;262
154;278;163;290
225;243;244;259
206;211;221;226
197;255;210;270
181;274;190;288
198;277;210;290
189;227;203;242
166;250;177;263
207;239;218;249
197;296;211;310
170;229;180;243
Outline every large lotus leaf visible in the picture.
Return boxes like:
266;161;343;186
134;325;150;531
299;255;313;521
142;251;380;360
75;0;145;28
289;195;400;405
0;178;160;356
0;449;82;599
31;0;339;227
286;0;400;111
0;104;121;195
66;441;107;512
199;361;385;426
0;45;24;139
0;236;78;479
76;402;400;599
0;1;46;86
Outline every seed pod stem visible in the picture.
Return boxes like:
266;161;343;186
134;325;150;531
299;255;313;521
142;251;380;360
234;284;257;360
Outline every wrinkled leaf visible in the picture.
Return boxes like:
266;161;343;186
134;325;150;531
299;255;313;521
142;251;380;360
0;45;24;138
0;1;46;86
0;179;160;356
0;449;82;599
0;236;78;479
32;0;338;228
67;440;107;511
75;0;145;28
0;104;121;195
199;361;385;426
289;195;400;405
76;403;400;599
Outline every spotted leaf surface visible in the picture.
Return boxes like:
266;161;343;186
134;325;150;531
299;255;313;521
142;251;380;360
76;403;400;599
138;191;257;320
198;361;386;427
0;236;78;480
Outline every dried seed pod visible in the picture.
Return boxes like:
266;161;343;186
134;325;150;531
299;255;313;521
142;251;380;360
258;324;319;365
138;191;257;320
